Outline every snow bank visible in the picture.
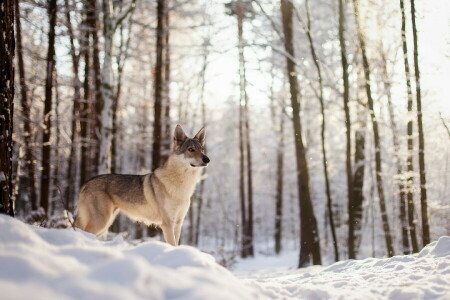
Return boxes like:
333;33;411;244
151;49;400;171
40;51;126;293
239;237;450;299
0;215;263;300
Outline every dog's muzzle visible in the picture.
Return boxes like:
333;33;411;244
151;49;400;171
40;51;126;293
202;155;210;164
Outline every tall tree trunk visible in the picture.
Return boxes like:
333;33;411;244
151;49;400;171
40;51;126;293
338;0;356;260
352;0;394;257
152;0;165;172
0;0;15;216
280;0;321;267
410;0;430;247
161;1;171;165
380;31;410;254
64;0;81;210
400;0;419;253
40;0;58;215
352;100;366;255
79;3;91;186
295;0;339;261
235;0;254;258
15;0;38;211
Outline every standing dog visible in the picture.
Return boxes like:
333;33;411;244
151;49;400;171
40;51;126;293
74;125;209;246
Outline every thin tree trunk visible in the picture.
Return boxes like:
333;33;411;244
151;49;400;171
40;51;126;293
338;0;356;259
0;0;15;216
380;33;410;254
400;0;419;253
410;0;430;247
79;3;90;186
280;0;321;267
15;0;38;211
353;0;394;257
295;0;339;261
161;1;171;165
152;0;165;172
40;0;58;215
64;0;81;210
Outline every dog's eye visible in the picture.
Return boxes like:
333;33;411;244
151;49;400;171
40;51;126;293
188;148;195;152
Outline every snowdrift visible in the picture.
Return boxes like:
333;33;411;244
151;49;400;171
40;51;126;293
1;215;449;299
240;237;450;299
0;215;262;300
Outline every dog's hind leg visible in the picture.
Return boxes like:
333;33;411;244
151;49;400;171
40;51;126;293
83;194;116;236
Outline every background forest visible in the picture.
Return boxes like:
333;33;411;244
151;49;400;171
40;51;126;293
1;0;449;268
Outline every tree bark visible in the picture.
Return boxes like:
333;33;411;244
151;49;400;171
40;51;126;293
352;0;394;257
280;0;321;267
40;0;58;215
295;0;339;261
152;0;166;172
410;0;430;247
15;0;38;211
400;0;419;253
64;0;81;210
0;0;15;216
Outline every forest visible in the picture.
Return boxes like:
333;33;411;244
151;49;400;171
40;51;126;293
1;0;449;269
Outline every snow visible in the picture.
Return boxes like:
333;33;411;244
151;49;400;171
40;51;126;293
1;214;450;300
0;215;261;300
235;239;450;299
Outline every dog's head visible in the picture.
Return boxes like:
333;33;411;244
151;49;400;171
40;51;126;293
173;125;210;168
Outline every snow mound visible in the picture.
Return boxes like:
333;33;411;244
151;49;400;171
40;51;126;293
240;236;450;299
0;215;263;300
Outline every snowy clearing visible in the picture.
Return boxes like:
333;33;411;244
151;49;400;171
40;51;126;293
1;215;449;300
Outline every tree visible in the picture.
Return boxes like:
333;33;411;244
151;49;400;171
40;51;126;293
97;0;135;174
294;0;339;262
0;0;15;217
410;0;430;247
352;0;394;257
400;0;419;253
40;0;58;215
15;0;38;211
280;0;321;267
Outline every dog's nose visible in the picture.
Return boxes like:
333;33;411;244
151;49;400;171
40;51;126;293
202;155;210;164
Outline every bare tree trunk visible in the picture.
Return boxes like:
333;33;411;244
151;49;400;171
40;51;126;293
161;2;171;166
280;0;321;267
79;3;91;186
90;0;102;176
338;0;357;259
400;0;419;253
0;0;15;216
15;0;38;211
64;0;81;210
40;0;58;215
152;0;165;172
410;0;430;247
295;0;339;261
352;100;366;255
353;0;394;257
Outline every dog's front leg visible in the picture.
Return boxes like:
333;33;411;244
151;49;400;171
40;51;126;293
161;222;177;246
174;220;183;246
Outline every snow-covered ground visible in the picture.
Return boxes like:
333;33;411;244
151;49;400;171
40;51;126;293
1;215;449;300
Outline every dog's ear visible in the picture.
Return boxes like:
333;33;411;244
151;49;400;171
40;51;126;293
173;124;187;148
194;127;206;147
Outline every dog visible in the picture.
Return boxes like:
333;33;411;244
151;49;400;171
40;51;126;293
74;125;209;246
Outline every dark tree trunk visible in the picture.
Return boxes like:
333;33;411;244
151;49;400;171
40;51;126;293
410;0;430;247
280;0;321;267
161;1;171;166
338;0;356;260
0;0;15;217
64;0;81;210
353;0;394;257
40;0;58;215
79;4;90;186
400;0;419;253
295;0;339;261
151;0;165;172
15;0;38;211
90;0;102;176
